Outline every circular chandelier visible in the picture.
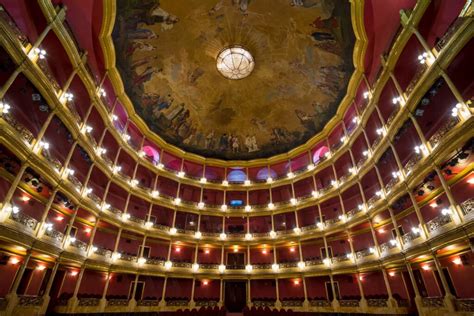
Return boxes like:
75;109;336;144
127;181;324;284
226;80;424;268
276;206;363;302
216;45;255;80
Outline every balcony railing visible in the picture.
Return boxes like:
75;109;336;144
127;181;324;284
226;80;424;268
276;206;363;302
70;239;88;252
367;298;388;307
44;228;64;243
346;207;361;218
325;217;341;227
9;211;38;230
281;299;304;307
426;214;452;233
78;297;100;306
94;247;113;258
461;198;473;217
1;113;35;145
17;295;43;307
67;173;82;191
88;192;102;206
166;300;189;306
172;262;192;269
118;253;137;262
434;17;467;52
280;261;298;269
226;264;245;270
455;298;474;312
385;177;399;193
36;58;61;92
422;297;444;308
429;117;460;149
253;264;271;270
340;299;360;307
42;150;62;172
199;263;219;270
253;300;276;308
401;231;420;245
128;214;144;225
305;259;322;266
137;299;159;307
309;300;330;307
107;299;129;306
404;154;422;175
367;195;381;208
355;248;373;259
331;255;350;264
0;6;29;45
380;241;397;254
145;257;165;266
406;63;428;96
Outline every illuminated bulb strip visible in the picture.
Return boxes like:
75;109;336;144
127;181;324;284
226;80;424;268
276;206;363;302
0;102;11;114
34;48;47;59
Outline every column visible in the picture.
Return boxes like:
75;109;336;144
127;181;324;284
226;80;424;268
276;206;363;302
329;274;339;309
368;219;381;257
68;265;86;313
433;166;463;223
388;207;404;248
62;206;80;248
35;188;59;237
432;254;455;312
33;111;56;154
218;278;224;307
41;261;60;299
159;277;168;307
5;250;32;313
275;278;281;308
246;278;251;308
356;273;368;310
129;274;140;309
406;263;424;315
99;271;111;311
1;164;28;209
189;278;196;307
407;191;430;238
382;269;397;308
87;218;100;255
302;277;309;308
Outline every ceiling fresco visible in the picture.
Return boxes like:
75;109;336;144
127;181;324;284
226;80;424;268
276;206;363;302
112;0;355;160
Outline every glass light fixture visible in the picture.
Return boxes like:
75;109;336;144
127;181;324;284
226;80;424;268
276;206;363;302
218;264;226;273
216;46;255;80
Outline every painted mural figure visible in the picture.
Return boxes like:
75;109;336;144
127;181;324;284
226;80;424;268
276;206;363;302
112;0;354;159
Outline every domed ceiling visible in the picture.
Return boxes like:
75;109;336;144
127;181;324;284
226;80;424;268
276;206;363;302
112;0;355;160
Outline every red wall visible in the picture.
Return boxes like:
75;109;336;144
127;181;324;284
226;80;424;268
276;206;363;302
250;280;276;299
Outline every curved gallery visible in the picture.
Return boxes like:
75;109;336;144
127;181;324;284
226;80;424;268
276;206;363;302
0;0;473;316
